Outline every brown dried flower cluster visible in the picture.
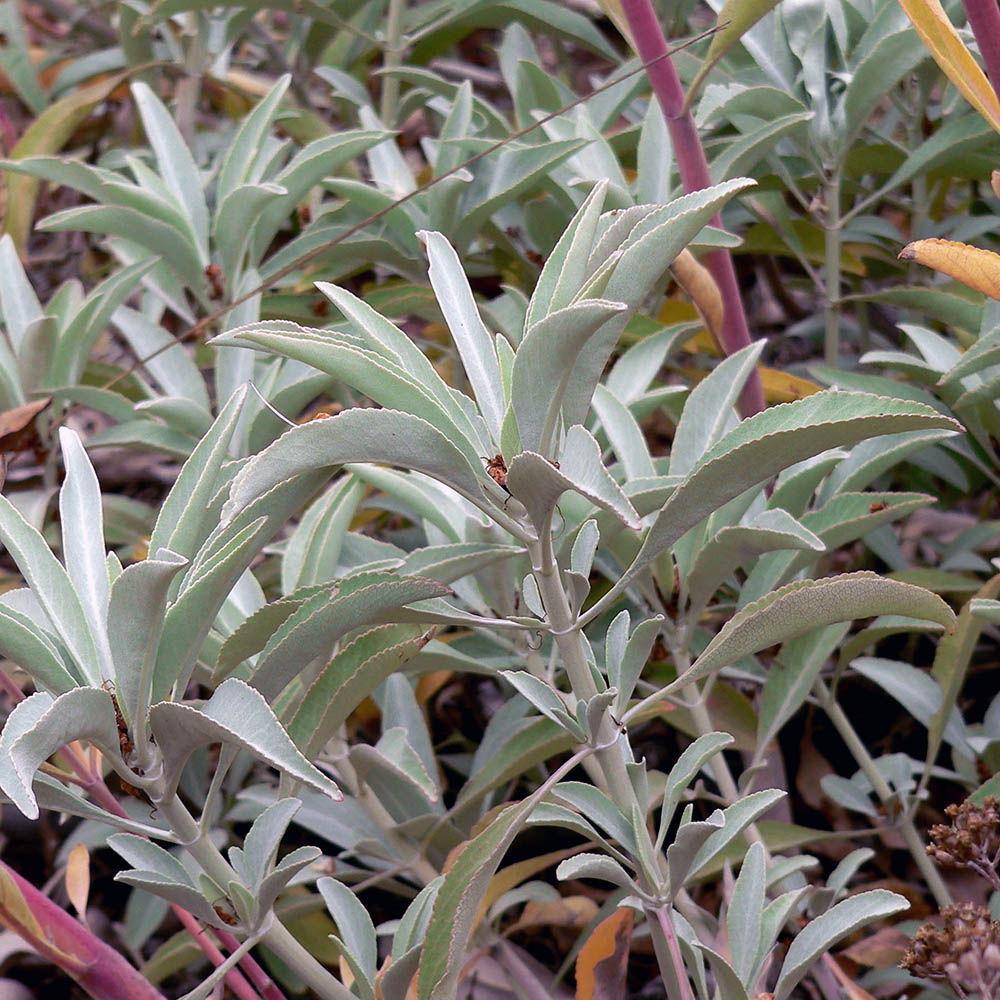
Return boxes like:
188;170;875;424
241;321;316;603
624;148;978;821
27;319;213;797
901;903;1000;1000
927;797;1000;891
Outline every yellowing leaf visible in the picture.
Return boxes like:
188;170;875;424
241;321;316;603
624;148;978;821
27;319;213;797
685;0;782;108
65;844;90;920
473;846;582;933
575;908;634;1000
672;249;725;354
898;0;1000;135
899;238;1000;301
759;366;822;403
3;71;131;253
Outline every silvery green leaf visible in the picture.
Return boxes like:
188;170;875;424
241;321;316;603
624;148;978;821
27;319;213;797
152;519;268;702
757;624;849;750
525;179;608;327
216;74;290;206
728;842;766;984
1;688;119;819
130;82;209;259
555;853;636;892
827;848;875;899
501;671;584;739
400;542;522;584
213;182;286;283
420;230;504;443
520;573;544;618
314;284;478;439
769;450;849;517
254;845;320;920
38;204;205;292
551;782;636;852
592;384;655;479
605;322;700;404
571;519;599;576
351;731;440;815
612;616;662;717
687;790;786;880
819;430;956;501
506;425;640;532
393;878;442;960
511;300;628;455
740;492;935;607
214;583;334;683
213;324;482;465
820;775;878;816
637;97;673;204
634;393;961;581
685;509;824;617
58;428;114;679
248;574;451;701
224;409;489;524
282;475;363;594
680;575;955;692
148;678;341;801
700;947;751;1000
229;797;300;890
0;604;78;693
850;657;969;752
286;624;428;759
148;384;248;561
666;811;726;892
774;891;908;1000
318;877;377;1000
670;342;767;478
0;493;101;684
134;396;213;439
0;232;43;354
348;464;479;541
451;139;588;249
250;129;390;255
656;732;734;843
109;549;188;749
28;772;172;838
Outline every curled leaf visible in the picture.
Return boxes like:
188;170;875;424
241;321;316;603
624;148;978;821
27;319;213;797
899;239;1000;301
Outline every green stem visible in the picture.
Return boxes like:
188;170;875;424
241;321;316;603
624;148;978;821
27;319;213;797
152;792;356;1000
815;681;953;907
823;166;843;368
380;0;406;125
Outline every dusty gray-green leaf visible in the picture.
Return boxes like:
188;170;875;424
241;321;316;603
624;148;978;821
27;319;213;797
147;678;342;802
511;300;627;454
636;393;960;576
683;574;955;690
506;425;640;531
224;408;488;523
0;493;101;685
774;890;908;1000
420;230;504;443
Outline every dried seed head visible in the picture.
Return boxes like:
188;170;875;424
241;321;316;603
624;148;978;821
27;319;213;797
902;903;1000;998
927;797;1000;887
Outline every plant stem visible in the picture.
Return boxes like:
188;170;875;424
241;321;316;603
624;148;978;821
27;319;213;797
815;680;953;907
620;0;764;417
652;905;696;1000
380;0;406;124
823;165;843;367
961;0;1000;101
152;792;356;1000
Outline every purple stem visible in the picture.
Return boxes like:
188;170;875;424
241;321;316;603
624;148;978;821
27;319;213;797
620;0;765;417
0;859;166;1000
961;0;1000;103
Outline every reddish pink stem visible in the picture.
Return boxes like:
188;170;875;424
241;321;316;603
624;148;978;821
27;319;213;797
58;743;277;1000
961;0;1000;101
0;859;166;1000
621;0;765;417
